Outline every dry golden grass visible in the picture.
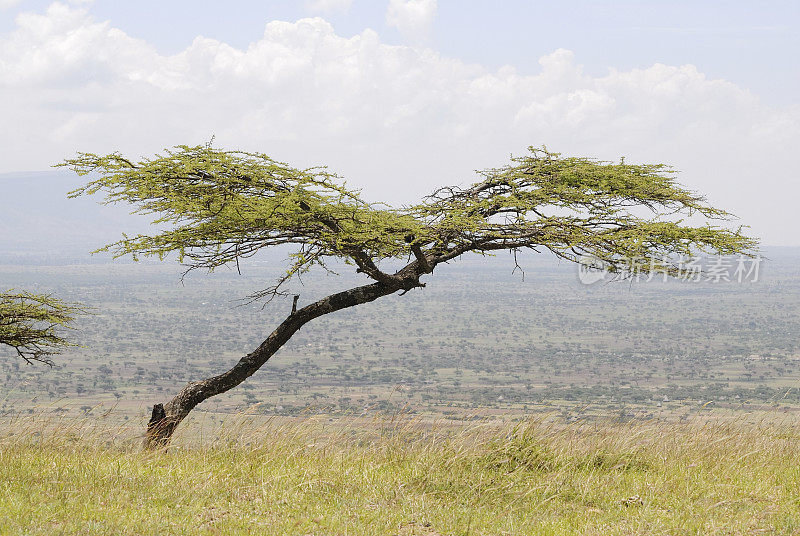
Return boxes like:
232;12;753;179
1;411;799;535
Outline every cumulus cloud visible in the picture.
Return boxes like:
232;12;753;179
0;3;798;244
386;0;437;42
305;0;352;14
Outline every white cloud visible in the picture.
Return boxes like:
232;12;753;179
386;0;437;43
0;3;798;245
0;0;22;10
305;0;352;14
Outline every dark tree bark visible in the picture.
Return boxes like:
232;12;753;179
143;280;399;448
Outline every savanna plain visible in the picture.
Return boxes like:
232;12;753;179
2;249;800;535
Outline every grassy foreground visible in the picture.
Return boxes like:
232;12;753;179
2;414;799;535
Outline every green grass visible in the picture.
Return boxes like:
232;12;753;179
2;414;800;535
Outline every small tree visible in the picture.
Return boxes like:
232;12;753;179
61;145;756;447
0;291;84;365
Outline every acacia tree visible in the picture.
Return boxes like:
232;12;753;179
60;145;755;447
0;291;84;365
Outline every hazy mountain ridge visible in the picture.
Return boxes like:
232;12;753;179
2;170;799;268
0;170;151;257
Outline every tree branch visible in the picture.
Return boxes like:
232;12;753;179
145;279;397;447
410;244;432;274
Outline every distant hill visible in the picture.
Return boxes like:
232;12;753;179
0;170;152;261
2;170;798;267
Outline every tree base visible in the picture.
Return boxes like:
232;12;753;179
144;403;176;449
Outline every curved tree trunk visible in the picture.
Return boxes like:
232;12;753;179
144;280;396;449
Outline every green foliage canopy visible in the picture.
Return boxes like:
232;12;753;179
60;144;756;297
0;292;85;365
413;149;756;274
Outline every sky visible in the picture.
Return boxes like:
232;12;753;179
0;0;798;245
